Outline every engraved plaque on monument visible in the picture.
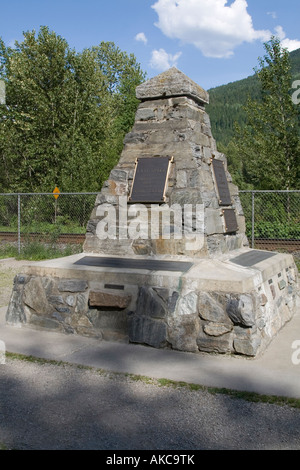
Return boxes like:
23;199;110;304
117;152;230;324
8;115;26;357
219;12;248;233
212;158;232;206
129;156;173;203
223;208;238;233
230;250;276;267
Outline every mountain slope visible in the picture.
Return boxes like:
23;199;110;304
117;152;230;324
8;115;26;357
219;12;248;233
207;48;300;146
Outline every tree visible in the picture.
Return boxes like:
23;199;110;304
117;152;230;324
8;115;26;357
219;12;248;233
233;36;300;189
0;27;146;192
90;41;146;176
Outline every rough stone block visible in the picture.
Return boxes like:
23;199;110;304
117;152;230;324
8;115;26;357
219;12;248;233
75;293;89;314
6;275;27;325
109;169;128;182
48;295;64;305
198;292;229;324
66;295;75;307
197;329;233;354
136;287;168;318
89;291;131;309
203;322;233;337
58;279;88;293
87;309;128;333
128;315;167;348
108;180;128;196
168;314;200;352
226;295;256;327
233;335;261;357
29;314;62;331
176;291;198;316
136;67;209;105
24;277;52;315
170;189;203;206
205;208;224;235
135;107;156;121
176;170;188;188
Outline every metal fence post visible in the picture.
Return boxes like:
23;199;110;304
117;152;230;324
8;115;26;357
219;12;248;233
251;191;255;249
17;194;21;254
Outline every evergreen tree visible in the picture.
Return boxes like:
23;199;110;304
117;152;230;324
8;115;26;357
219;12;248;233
0;27;145;192
233;37;300;189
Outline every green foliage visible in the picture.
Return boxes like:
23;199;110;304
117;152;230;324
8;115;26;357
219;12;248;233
208;47;300;147
208;43;300;190
0;27;146;193
17;241;81;260
215;40;300;189
245;220;300;239
0;241;81;260
239;190;300;239
207;74;261;146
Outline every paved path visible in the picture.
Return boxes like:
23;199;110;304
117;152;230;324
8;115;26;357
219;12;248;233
1;303;300;399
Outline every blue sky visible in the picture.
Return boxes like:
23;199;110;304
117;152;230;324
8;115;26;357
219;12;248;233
1;0;299;90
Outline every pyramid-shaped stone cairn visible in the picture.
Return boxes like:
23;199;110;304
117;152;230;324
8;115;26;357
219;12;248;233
84;67;247;257
6;68;298;357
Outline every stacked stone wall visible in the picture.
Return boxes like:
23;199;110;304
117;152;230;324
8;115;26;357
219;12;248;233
7;261;298;357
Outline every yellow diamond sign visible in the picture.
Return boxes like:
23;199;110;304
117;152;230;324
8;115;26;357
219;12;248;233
53;187;60;200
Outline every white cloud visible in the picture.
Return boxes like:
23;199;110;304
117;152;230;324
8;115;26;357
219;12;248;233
150;48;182;70
152;0;271;58
135;32;148;45
267;11;277;20
274;26;300;52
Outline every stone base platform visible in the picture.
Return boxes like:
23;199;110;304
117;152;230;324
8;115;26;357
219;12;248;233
6;249;299;357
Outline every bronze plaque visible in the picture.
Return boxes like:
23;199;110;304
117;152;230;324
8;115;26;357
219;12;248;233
212;159;232;206
75;256;193;272
230;250;276;267
223;209;238;233
129;156;172;203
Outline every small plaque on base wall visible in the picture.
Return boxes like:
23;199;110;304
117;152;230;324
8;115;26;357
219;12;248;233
223;209;238;233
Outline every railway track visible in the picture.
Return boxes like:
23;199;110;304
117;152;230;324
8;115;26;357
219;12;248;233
0;232;85;244
0;232;299;253
254;239;300;253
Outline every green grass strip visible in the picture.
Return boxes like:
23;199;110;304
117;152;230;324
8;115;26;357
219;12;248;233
6;352;300;410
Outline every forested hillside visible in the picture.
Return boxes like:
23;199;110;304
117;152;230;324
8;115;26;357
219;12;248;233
207;48;300;146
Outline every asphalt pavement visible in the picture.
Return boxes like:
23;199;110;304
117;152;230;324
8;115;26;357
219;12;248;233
1;296;300;399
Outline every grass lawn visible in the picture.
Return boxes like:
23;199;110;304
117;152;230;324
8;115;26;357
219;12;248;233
0;242;82;261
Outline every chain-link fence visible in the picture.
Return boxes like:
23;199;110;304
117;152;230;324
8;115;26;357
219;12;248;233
239;190;300;258
0;193;98;254
0;191;299;258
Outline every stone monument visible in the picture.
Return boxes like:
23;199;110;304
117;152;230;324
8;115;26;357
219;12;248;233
6;68;299;357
